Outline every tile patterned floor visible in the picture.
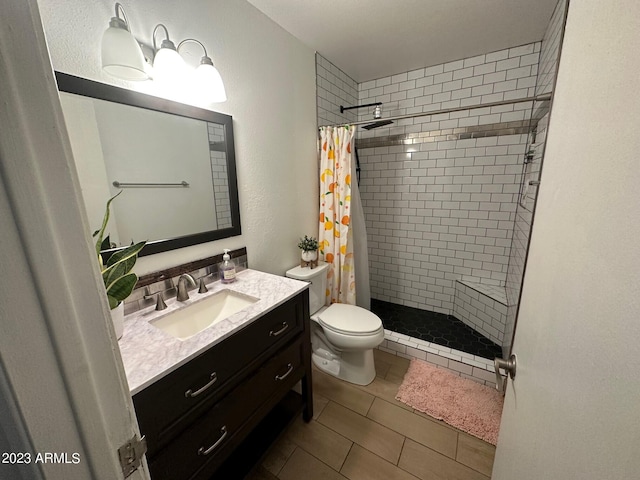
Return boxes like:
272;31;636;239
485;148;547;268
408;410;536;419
245;349;495;480
371;299;503;360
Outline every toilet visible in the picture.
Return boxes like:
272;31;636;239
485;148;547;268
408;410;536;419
286;262;384;385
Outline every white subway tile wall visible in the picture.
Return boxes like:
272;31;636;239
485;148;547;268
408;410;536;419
359;135;527;314
453;280;508;345
356;43;548;321
316;53;359;127
357;43;541;139
207;123;232;229
502;0;566;355
534;0;566;98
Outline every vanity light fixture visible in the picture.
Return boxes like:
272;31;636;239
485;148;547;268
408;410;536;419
152;24;186;85
101;3;227;102
178;39;227;103
101;3;149;80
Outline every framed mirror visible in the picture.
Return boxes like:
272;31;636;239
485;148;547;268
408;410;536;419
55;72;241;258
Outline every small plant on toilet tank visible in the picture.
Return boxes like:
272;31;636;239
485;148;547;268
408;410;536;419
297;235;319;262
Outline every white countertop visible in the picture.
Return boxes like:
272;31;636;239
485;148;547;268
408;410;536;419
118;269;309;395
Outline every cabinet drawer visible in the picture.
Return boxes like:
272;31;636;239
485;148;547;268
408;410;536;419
134;292;305;455
149;338;304;480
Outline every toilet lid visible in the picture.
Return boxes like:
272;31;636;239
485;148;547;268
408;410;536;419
318;304;382;336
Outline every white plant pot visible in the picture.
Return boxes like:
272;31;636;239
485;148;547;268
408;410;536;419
111;302;124;340
301;250;318;262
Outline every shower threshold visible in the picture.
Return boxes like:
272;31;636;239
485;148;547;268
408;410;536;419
370;299;502;360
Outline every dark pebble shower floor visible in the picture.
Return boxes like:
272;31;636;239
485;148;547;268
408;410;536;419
370;299;502;360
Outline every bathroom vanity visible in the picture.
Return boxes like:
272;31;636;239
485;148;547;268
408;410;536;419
118;270;312;479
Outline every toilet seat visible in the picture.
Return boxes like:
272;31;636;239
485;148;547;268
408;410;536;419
318;304;383;336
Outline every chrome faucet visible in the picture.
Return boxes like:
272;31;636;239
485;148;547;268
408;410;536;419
176;273;196;301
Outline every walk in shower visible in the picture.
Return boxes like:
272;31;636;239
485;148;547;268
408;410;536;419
316;0;567;363
356;87;542;360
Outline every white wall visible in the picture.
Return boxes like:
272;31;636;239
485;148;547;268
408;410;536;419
503;0;566;355
493;0;640;477
37;0;319;275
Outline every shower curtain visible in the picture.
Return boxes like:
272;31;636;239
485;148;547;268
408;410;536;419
350;145;371;310
318;126;370;308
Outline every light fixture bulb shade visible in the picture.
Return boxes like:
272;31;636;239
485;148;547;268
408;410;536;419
101;22;148;81
194;63;227;103
153;47;186;85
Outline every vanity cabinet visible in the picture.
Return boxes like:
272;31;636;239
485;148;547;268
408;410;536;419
133;290;312;480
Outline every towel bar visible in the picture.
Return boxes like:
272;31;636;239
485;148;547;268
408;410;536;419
112;180;190;188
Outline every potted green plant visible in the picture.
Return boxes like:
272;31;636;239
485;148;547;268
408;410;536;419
93;191;146;339
297;235;319;263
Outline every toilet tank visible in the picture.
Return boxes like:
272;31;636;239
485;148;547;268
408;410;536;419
285;262;330;315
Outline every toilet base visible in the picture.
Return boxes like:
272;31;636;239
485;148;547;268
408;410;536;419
312;347;377;386
312;349;341;377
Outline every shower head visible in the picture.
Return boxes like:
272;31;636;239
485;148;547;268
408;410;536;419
362;120;394;130
364;104;391;129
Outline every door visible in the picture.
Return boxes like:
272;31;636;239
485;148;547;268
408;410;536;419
492;1;640;478
0;2;149;479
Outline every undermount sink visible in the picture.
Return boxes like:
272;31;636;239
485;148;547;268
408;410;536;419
151;289;259;341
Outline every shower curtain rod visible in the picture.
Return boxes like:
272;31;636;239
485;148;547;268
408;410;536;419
320;93;552;129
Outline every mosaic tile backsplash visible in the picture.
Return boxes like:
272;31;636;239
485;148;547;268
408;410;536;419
124;248;248;316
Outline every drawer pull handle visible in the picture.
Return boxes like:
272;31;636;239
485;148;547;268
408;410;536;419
198;426;227;456
275;363;294;381
269;322;289;337
185;372;218;398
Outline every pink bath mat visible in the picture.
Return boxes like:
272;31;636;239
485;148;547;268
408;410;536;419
395;359;504;445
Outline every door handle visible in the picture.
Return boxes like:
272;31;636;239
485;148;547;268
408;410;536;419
494;354;517;393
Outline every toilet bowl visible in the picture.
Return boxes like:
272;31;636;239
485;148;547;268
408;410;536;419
285;262;384;385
